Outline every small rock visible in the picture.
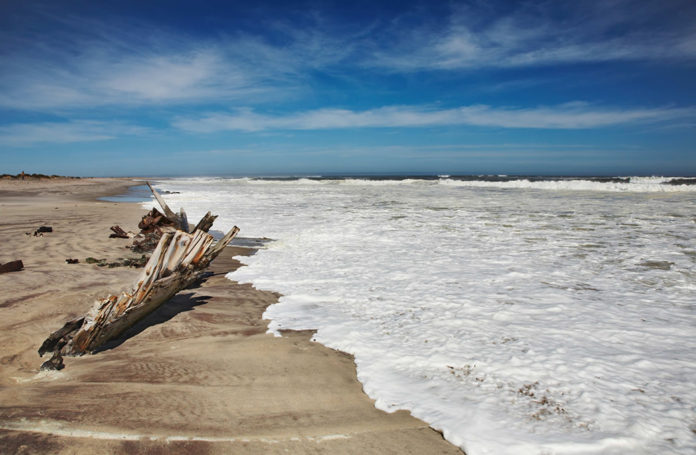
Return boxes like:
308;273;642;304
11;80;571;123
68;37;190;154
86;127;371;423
33;226;52;236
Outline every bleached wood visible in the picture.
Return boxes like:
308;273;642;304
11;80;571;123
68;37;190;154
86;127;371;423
39;214;240;359
201;226;240;266
146;182;178;222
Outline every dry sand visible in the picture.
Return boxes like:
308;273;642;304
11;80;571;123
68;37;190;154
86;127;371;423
0;178;462;454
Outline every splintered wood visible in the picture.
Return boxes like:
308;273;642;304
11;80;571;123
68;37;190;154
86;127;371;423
146;182;189;232
38;183;239;366
109;225;130;238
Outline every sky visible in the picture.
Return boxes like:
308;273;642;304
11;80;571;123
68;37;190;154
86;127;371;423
1;0;695;176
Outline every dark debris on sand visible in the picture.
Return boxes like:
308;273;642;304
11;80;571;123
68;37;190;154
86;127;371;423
85;256;148;268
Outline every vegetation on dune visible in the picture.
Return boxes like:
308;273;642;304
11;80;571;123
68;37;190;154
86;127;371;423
0;172;81;180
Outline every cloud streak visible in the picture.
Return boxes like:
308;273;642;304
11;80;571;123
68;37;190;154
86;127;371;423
0;40;278;110
0;121;149;146
174;103;695;132
368;0;696;71
0;16;334;110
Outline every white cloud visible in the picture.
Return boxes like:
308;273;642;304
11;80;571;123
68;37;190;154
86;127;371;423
174;103;694;132
0;18;328;110
0;121;149;146
0;42;273;109
98;51;226;101
367;1;696;71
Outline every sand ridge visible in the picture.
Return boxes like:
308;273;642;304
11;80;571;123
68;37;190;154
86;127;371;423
0;178;463;454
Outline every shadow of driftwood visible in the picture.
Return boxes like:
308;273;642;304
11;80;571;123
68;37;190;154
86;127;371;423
94;290;212;353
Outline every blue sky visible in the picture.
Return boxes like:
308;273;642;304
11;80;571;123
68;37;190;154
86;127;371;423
1;0;695;176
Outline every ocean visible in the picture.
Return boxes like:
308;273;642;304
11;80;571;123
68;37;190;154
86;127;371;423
148;176;696;455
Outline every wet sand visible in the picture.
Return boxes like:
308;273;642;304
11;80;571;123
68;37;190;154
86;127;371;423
0;178;462;454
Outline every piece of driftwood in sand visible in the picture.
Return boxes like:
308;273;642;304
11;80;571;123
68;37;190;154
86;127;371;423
0;260;24;274
39;224;240;362
39;186;240;366
109;225;131;239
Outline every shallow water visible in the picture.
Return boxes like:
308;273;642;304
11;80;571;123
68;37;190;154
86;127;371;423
100;184;153;203
149;177;696;455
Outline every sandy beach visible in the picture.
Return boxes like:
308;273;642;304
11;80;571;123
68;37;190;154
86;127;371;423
0;178;461;454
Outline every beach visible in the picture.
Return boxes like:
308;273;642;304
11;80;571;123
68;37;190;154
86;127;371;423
0;178;462;454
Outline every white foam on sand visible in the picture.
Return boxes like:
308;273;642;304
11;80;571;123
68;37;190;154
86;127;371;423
13;370;67;383
150;178;696;455
0;419;352;444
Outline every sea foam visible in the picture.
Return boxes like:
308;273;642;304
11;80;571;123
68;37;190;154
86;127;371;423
148;177;696;454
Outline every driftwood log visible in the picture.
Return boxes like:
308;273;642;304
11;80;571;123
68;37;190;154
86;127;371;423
0;260;24;274
109;225;130;238
38;184;239;364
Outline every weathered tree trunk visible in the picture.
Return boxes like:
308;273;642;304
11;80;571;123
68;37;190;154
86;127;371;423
40;225;239;358
38;186;240;362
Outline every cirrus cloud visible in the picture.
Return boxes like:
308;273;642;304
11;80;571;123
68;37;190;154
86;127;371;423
0;120;150;146
173;103;695;132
